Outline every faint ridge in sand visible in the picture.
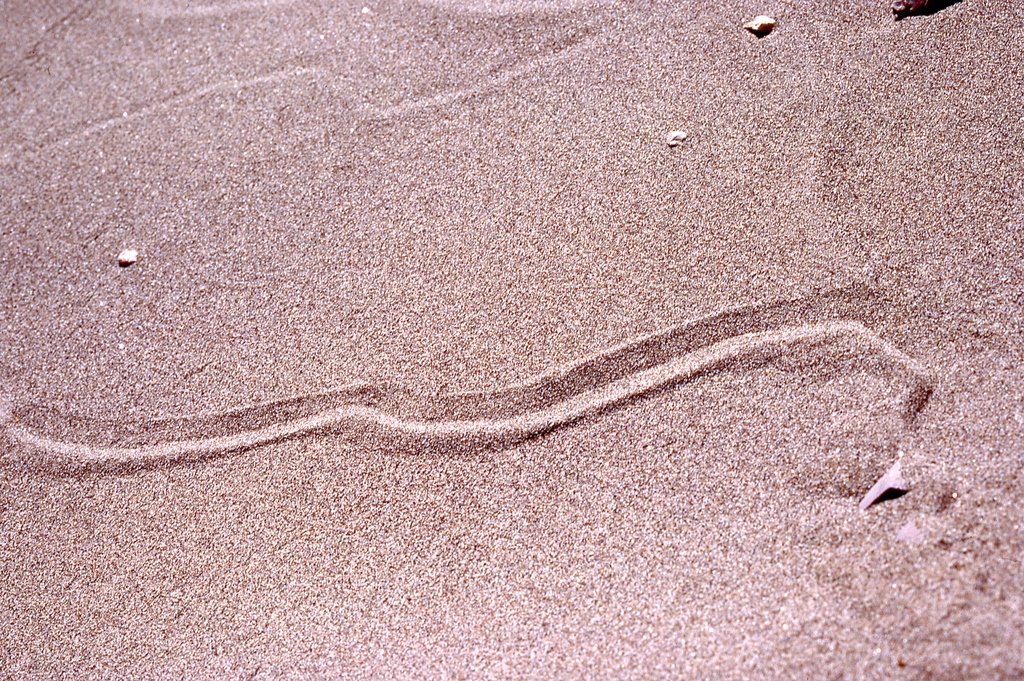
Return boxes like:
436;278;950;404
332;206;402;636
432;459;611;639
1;286;935;475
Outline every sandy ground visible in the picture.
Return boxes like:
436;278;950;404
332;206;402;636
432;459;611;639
2;0;1024;677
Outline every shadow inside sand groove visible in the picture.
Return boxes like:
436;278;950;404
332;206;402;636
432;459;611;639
0;284;935;475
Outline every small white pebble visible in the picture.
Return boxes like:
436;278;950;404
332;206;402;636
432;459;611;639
744;15;776;36
666;130;688;148
117;249;138;267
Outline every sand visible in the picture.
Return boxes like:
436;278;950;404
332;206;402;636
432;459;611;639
1;0;1023;677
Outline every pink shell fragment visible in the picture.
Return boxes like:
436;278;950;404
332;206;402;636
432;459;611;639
892;0;930;15
859;460;910;510
896;520;924;544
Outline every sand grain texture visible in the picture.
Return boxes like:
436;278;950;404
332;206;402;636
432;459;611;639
2;0;1024;678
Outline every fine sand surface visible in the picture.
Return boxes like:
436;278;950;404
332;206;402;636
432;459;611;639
2;0;1023;677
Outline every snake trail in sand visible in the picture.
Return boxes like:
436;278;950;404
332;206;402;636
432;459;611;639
0;286;934;475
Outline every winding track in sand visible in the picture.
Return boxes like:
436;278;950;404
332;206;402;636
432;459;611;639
0;287;935;475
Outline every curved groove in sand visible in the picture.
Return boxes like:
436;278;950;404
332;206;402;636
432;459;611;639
123;0;296;19
359;46;577;121
14;38;581;164
1;317;934;474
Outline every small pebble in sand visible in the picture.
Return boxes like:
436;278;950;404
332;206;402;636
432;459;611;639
666;131;688;148
743;15;776;37
117;249;138;267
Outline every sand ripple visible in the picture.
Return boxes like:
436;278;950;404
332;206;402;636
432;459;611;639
0;287;935;475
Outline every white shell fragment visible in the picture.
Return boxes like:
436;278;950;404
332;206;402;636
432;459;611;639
859;460;910;510
666;130;688;148
117;249;138;267
743;15;776;36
